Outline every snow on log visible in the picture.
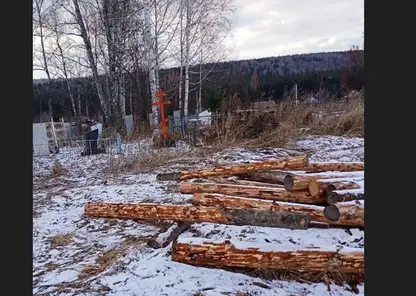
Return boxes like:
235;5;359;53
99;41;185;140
299;162;364;173
172;240;364;273
178;155;308;180
323;201;364;228
326;190;364;205
84;202;311;229
181;182;326;204
193;193;361;227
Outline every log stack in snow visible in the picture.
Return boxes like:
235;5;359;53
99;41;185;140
85;154;364;276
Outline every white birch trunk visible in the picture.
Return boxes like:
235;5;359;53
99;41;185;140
183;0;190;116
144;1;159;128
198;42;203;113
178;1;184;113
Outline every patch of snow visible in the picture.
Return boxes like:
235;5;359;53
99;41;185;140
33;136;364;295
178;223;364;252
296;136;364;162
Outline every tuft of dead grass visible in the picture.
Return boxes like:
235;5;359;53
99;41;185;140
78;236;145;280
235;292;252;296
49;233;75;249
51;160;67;177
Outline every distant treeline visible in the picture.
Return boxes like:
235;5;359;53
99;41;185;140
32;50;364;122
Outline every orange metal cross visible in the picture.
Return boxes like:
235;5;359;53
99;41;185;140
152;89;171;140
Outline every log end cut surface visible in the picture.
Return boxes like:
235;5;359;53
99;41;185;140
284;175;295;190
323;205;340;221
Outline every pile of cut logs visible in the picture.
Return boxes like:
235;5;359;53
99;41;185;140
84;154;364;276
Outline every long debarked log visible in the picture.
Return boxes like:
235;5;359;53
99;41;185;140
156;155;308;181
179;155;308;180
172;240;364;273
323;202;364;227
193;193;363;227
326;191;364;205
84;202;311;229
208;177;284;188
300;163;364;173
181;182;326;204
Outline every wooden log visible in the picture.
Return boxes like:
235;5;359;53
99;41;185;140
147;222;192;249
84;202;311;229
284;175;315;191
179;155;308;180
326;191;364;205
172;240;364;273
243;171;293;185
308;179;361;197
181;182;326;204
193;193;362;227
208;177;284;188
323;201;364;228
300;162;364;173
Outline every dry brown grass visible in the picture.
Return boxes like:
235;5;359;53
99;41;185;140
49;233;75;249
203;91;364;148
104;145;221;175
235;292;251;296
51;160;68;177
78;236;145;280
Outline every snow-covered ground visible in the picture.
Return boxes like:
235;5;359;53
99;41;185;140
33;135;364;296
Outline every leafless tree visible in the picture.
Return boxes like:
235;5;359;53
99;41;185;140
33;0;55;119
45;5;80;121
180;0;234;116
33;0;236;130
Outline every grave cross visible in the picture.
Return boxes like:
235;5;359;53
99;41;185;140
152;89;171;140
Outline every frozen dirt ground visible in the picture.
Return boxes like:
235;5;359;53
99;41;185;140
33;136;364;296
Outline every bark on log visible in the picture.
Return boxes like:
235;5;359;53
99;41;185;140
181;182;326;204
156;172;181;182
326;191;364;205
84;202;311;229
147;222;192;249
172;240;364;273
308;180;361;197
208;177;284;188
300;163;364;173
243;171;294;185
179;155;308;180
193;193;362;227
323;202;364;228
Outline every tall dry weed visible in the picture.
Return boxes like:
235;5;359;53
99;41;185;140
202;90;364;148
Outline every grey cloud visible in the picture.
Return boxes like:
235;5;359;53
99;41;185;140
230;0;364;59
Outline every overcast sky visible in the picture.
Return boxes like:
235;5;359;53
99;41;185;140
228;0;363;60
33;0;363;79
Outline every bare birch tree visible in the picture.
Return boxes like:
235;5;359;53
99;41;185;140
180;0;234;116
46;6;80;120
33;0;55;120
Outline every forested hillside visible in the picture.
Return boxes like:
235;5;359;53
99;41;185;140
33;50;364;122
